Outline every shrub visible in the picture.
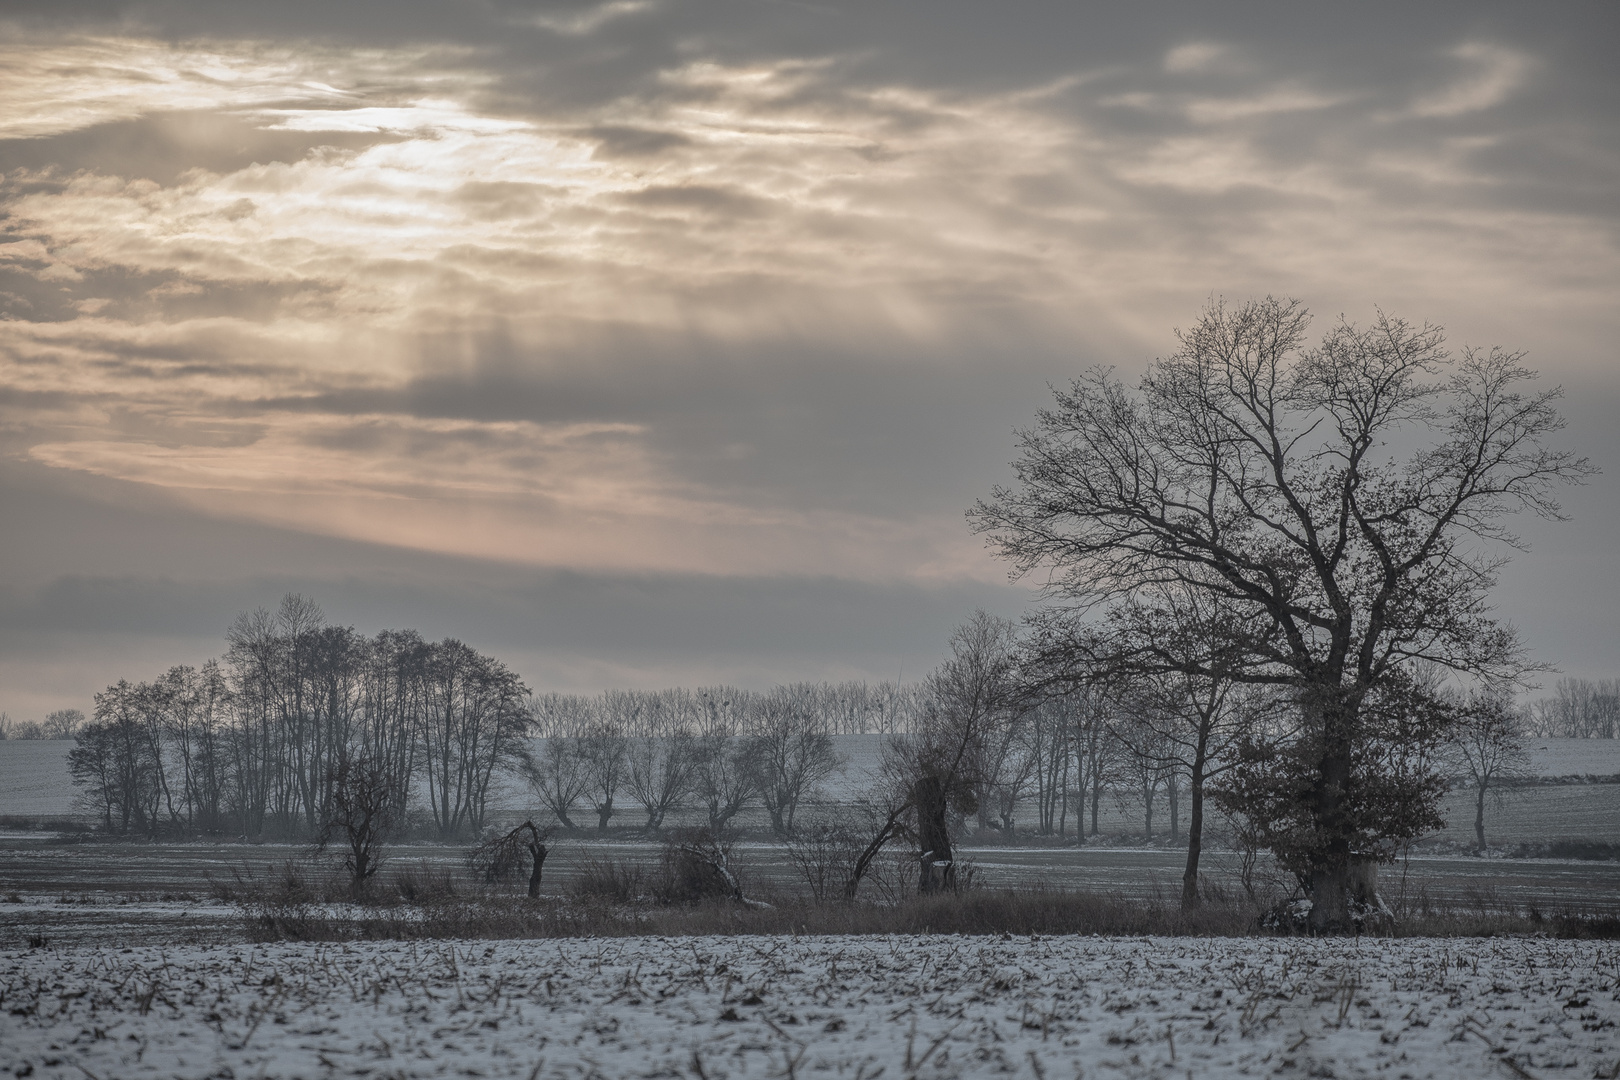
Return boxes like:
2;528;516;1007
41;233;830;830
391;860;459;903
572;855;645;904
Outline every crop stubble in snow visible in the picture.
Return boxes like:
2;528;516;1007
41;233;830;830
2;935;1617;1078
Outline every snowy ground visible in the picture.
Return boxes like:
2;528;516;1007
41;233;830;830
3;934;1616;1078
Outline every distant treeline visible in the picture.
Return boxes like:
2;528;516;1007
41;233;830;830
61;597;1139;846
60;600;1193;849
0;709;85;741
55;593;1620;849
1527;679;1620;739
63;595;930;840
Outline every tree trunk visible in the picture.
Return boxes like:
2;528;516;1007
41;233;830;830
526;840;547;898
1181;760;1205;911
1306;718;1380;933
1474;780;1488;854
1307;856;1380;933
1058;775;1068;839
1091;775;1101;837
843;810;901;901
914;774;955;895
596;798;613;831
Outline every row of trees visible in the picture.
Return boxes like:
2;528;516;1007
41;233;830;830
65;599;1538;907
0;709;84;740
68;596;529;841
526;684;848;836
1529;678;1620;738
64;596;933;847
528;682;927;740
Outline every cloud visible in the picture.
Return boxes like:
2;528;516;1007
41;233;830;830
0;10;1617;709
1163;42;1244;76
1410;42;1533;118
524;1;659;38
3;34;1616;582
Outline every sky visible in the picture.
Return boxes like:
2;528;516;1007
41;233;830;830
1;0;1617;718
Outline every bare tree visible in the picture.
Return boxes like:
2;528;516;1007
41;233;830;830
785;812;865;903
321;752;400;899
690;687;760;832
523;693;596;828
1019;693;1081;837
1067;689;1118;842
1053;586;1275;908
1113;707;1174;839
524;738;588;830
749;684;845;838
889;611;1020;893
159;662;233;833
359;630;428;828
973;297;1592;930
839;790;912;901
869;681;928;735
69;680;164;834
578;720;628;831
419;641;531;838
691;734;759;833
43;709;85;740
469;820;553;897
625;731;699;832
969;702;1033;834
1447;692;1532;853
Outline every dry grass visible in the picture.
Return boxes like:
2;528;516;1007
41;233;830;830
239;885;1261;943
231;870;1620;943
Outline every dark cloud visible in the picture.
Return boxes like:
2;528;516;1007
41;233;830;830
0;112;407;187
10;0;1616;117
618;184;775;218
584;125;692;159
0;565;1019;661
241;323;1087;518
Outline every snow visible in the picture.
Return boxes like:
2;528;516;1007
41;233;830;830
3;934;1616;1078
0;741;76;816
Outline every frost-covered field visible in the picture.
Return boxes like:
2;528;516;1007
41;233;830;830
3;935;1616;1078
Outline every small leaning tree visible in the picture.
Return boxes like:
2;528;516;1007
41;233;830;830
972;297;1591;932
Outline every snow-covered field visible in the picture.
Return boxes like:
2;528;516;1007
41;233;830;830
3;934;1616;1078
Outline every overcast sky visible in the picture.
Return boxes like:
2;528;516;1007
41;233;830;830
1;0;1617;718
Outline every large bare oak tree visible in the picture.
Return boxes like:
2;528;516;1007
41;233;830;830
972;297;1591;931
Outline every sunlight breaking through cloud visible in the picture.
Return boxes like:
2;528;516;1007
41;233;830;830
0;30;1614;585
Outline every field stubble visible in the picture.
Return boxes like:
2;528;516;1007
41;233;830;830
3;933;1618;1079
